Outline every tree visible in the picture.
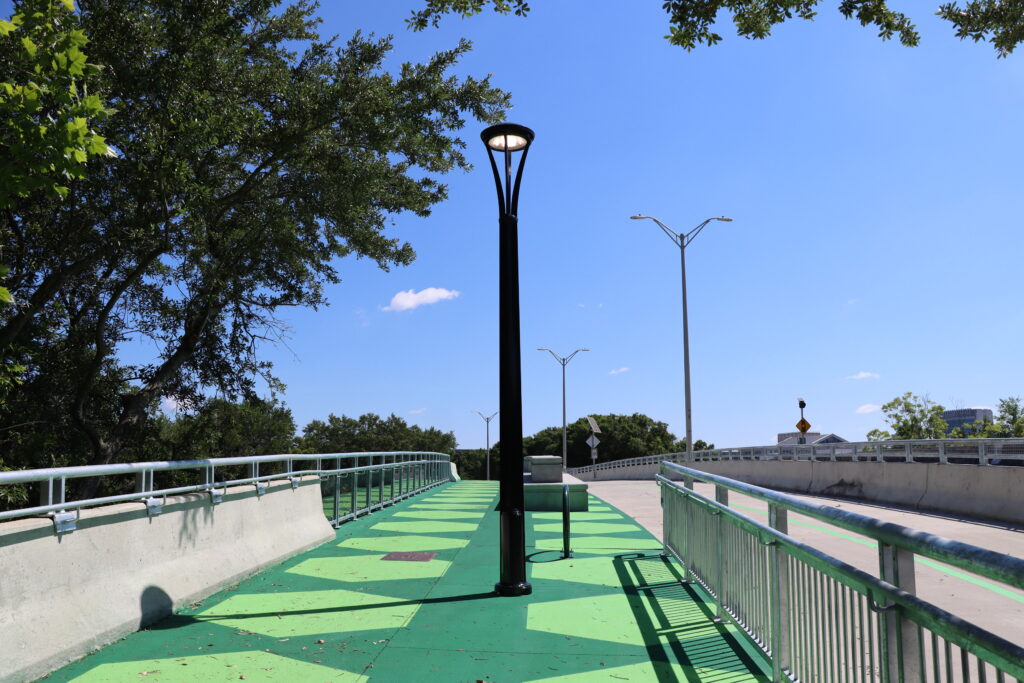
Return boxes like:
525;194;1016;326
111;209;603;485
158;397;297;461
522;412;690;468
0;0;508;485
408;1;1024;57
866;392;947;441
451;448;491;480
0;0;110;211
953;397;1024;438
299;413;456;455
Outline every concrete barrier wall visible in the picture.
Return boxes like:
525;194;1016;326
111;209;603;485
0;477;335;682
584;460;1024;525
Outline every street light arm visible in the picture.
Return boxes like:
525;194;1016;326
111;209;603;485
631;214;682;247
564;348;589;364
538;348;564;364
683;218;715;248
683;216;733;248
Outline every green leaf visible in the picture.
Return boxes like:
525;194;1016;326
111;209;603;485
59;0;76;11
0;287;14;304
0;19;16;36
20;36;37;58
85;134;107;155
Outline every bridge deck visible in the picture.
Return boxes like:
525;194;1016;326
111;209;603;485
47;481;770;682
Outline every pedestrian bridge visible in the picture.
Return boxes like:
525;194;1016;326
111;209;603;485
1;451;1022;681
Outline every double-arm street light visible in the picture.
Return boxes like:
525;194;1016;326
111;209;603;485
630;214;732;462
537;348;589;471
482;122;534;597
473;410;498;480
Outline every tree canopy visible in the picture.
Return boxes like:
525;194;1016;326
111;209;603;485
408;1;1024;56
866;392;948;441
299;413;456;455
950;397;1024;438
522;412;699;468
0;0;508;481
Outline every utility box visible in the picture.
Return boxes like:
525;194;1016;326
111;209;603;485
524;455;562;483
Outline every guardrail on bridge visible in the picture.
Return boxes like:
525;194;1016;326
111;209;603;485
658;461;1024;683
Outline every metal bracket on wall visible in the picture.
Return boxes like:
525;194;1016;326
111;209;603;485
144;497;163;516
209;487;224;505
289;476;301;490
50;510;77;534
255;481;267;496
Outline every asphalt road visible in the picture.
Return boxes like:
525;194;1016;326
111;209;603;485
587;479;1024;646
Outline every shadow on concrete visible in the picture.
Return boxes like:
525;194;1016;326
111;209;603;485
139;585;173;629
144;591;499;630
614;552;770;683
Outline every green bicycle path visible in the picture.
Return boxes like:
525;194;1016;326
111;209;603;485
47;481;771;682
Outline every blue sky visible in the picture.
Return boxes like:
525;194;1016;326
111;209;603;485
21;1;1024;449
270;1;1024;449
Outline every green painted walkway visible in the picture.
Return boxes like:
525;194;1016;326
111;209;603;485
48;482;771;682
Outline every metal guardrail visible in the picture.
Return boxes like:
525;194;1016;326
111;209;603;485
658;461;1024;683
568;437;1024;475
0;452;452;532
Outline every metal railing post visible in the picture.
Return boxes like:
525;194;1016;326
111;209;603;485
390;455;396;501
351;456;359;515
715;484;729;622
768;504;791;682
332;459;340;523
561;484;572;559
879;542;920;682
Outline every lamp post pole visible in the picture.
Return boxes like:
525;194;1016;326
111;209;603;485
473;410;498;480
538;348;588;471
630;214;732;462
482;123;534;597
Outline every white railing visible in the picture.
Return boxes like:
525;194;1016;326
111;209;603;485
568;438;1024;475
0;452;453;532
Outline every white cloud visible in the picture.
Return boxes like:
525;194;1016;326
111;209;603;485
856;404;881;414
609;367;629;375
577;303;586;308
846;371;880;380
381;287;460;312
408;408;427;415
160;396;184;413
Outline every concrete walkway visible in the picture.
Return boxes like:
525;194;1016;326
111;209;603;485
48;481;771;682
587;479;1024;644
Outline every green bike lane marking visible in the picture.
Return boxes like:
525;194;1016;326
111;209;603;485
48;481;771;682
727;501;1024;604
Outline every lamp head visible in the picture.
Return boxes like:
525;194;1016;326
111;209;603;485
481;123;534;152
630;215;648;220
715;216;734;222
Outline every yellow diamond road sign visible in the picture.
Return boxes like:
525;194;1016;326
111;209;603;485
796;418;811;434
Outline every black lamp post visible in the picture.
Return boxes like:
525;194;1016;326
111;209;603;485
481;122;534;597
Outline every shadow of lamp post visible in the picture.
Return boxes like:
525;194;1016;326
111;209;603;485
482;122;535;597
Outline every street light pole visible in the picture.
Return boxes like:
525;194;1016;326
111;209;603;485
537;348;589;470
630;214;732;462
482;122;534;598
473;410;498;480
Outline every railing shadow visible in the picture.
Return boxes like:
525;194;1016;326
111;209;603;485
613;552;769;683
